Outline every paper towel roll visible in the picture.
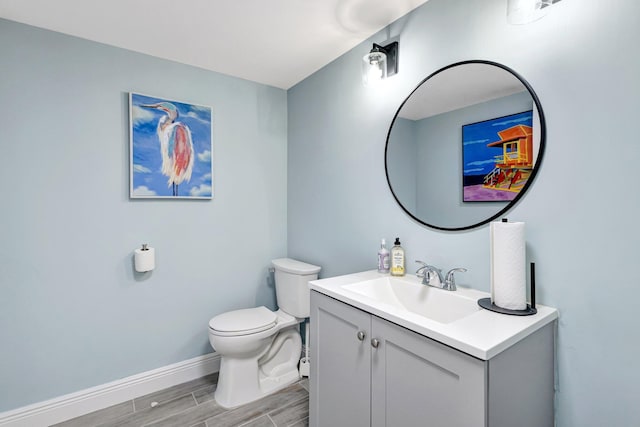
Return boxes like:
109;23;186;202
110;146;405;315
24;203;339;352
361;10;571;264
135;246;155;272
490;221;526;310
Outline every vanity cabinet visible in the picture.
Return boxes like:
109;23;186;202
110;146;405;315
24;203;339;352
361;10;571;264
309;291;555;427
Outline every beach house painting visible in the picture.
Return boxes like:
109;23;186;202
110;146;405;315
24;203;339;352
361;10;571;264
462;110;533;202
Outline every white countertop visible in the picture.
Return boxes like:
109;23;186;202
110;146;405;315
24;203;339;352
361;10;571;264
309;270;558;360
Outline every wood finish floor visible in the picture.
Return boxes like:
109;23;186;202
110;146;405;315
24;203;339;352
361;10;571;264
52;374;309;427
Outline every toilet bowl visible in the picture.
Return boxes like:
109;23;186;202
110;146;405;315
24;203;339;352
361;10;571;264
208;258;321;409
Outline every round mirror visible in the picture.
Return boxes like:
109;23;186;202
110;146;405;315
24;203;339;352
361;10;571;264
385;60;546;231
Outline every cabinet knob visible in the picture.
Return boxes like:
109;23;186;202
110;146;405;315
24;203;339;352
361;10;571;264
357;331;366;341
371;338;380;348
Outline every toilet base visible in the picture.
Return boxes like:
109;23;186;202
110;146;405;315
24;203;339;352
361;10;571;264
214;326;302;409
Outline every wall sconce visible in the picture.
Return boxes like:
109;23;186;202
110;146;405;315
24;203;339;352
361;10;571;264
507;0;553;25
362;42;398;86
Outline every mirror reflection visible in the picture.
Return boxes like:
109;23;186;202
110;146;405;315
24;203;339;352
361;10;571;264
385;61;545;231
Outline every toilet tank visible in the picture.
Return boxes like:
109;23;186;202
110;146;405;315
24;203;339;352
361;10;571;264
272;258;321;318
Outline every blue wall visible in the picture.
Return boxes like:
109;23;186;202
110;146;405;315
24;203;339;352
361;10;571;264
288;0;640;425
0;19;287;411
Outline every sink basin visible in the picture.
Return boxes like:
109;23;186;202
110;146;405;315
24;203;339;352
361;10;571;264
310;270;558;360
342;276;480;324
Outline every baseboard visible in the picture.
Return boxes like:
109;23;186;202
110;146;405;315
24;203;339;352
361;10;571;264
0;353;220;427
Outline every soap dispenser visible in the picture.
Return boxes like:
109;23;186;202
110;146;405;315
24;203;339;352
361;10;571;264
377;238;390;274
390;237;405;277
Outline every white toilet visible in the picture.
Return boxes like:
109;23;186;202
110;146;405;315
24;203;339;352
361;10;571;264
208;258;321;409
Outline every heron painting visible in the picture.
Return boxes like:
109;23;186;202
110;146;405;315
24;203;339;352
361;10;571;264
130;93;213;199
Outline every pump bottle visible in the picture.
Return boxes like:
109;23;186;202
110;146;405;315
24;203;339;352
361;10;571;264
390;237;405;277
377;238;390;273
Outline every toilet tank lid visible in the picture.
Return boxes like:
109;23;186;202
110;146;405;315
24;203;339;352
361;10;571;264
272;258;321;274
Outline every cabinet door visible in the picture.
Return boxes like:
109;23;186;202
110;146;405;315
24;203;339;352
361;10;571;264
310;292;371;427
371;316;487;427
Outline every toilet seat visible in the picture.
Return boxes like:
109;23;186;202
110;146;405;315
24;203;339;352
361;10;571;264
209;306;277;337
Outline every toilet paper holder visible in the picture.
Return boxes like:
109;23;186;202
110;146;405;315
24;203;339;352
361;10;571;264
134;243;156;273
478;262;537;316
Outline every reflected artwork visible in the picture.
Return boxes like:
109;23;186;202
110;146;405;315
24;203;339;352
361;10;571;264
462;110;533;202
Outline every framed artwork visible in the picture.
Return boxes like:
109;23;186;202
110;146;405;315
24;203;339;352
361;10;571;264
462;110;533;202
129;93;213;199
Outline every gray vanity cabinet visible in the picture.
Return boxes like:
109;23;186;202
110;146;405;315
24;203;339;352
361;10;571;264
309;291;555;427
370;315;486;427
309;290;372;427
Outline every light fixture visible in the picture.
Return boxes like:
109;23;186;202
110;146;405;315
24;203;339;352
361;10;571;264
362;42;398;86
507;0;553;25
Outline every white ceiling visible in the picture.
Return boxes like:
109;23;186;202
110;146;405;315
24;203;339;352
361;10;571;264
0;0;429;89
399;63;529;120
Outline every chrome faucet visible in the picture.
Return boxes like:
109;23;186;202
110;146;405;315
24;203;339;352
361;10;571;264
415;261;467;291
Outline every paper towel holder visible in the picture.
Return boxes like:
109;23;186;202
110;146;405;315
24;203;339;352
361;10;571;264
478;262;538;316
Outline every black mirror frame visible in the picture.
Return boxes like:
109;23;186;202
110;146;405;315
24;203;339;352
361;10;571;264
385;60;547;231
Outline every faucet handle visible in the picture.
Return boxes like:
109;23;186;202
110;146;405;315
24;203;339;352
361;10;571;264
415;260;428;277
445;268;467;291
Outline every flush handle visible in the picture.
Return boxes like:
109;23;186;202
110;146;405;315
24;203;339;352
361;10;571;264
357;331;366;341
371;338;380;348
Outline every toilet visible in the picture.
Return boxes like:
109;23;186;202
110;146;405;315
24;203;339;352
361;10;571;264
208;258;321;409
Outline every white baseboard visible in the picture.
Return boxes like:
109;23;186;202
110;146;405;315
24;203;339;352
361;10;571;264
0;353;220;427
